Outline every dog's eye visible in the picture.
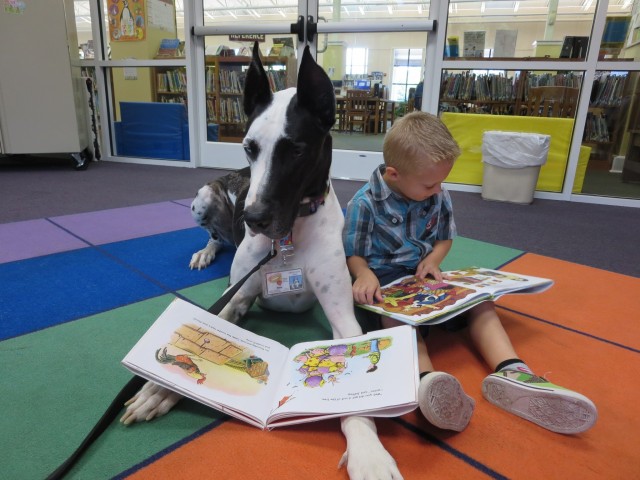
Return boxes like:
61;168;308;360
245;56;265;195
243;140;259;162
293;142;306;160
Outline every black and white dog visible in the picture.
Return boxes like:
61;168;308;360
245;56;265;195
122;43;403;480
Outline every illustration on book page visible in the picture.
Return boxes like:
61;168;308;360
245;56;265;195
155;323;270;396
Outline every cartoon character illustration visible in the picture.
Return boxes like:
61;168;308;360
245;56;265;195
156;347;206;384
155;324;271;392
120;0;135;38
376;276;475;316
226;355;270;384
367;338;381;372
292;338;392;388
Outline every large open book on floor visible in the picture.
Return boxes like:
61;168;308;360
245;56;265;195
358;267;553;326
122;298;419;430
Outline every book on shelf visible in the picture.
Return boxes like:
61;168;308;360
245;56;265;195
156;69;186;93
122;298;419;430
358;267;553;326
156;38;183;58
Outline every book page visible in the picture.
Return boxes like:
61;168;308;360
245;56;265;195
266;325;418;425
357;268;552;325
359;275;489;325
122;298;290;427
442;267;553;298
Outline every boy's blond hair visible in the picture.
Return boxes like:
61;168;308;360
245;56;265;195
383;111;460;172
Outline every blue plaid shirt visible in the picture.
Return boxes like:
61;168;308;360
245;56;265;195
343;164;457;274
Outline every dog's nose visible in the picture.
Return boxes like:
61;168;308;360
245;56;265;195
244;205;273;233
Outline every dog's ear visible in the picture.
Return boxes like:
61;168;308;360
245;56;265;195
243;42;273;117
297;46;336;132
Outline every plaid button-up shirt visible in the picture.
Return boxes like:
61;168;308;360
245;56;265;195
343;164;457;274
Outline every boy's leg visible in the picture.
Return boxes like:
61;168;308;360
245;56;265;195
382;315;474;432
467;302;597;434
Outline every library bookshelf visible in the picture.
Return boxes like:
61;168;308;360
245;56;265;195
151;55;289;143
204;55;288;142
439;69;636;164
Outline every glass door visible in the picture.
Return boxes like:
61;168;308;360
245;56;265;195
193;0;436;179
193;0;307;169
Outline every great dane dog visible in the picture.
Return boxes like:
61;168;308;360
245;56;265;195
121;43;404;480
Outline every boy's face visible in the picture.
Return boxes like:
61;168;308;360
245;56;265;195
384;161;453;202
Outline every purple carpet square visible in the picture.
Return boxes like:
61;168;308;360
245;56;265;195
50;202;195;245
174;198;193;207
0;219;89;264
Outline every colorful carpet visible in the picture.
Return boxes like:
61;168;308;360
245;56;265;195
1;200;638;479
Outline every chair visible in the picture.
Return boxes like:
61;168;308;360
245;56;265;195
345;90;372;133
334;97;347;131
524;86;579;118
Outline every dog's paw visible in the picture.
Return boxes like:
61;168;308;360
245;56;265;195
189;248;215;270
338;446;403;480
120;381;182;425
339;417;403;480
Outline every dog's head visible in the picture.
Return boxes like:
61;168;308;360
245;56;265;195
241;42;336;239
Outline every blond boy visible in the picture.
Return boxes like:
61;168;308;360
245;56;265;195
343;111;597;434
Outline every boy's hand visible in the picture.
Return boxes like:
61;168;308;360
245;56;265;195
416;257;443;281
352;270;383;305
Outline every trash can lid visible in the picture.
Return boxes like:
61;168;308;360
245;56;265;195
482;131;550;168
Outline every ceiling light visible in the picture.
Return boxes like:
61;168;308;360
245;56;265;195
481;2;486;13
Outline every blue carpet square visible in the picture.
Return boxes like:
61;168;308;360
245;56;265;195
0;249;166;340
100;228;234;291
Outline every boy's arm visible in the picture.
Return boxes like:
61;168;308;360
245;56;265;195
347;255;383;305
416;239;453;281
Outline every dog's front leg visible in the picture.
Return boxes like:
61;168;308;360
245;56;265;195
189;235;224;270
120;381;182;425
216;236;268;323
217;273;261;324
340;416;403;480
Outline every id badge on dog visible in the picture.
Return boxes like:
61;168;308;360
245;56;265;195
261;235;306;297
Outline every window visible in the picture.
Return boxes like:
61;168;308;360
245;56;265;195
391;48;423;102
345;47;368;75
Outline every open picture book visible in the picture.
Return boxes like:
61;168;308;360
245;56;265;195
122;298;419;430
358;267;553;326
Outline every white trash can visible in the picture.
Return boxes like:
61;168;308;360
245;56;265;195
481;131;551;204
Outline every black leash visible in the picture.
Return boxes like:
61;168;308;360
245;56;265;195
207;248;276;315
46;249;277;480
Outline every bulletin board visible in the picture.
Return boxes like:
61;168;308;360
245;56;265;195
108;0;146;42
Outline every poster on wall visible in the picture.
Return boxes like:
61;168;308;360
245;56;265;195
463;31;486;57
148;0;175;32
108;0;146;42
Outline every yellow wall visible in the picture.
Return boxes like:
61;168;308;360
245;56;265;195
442;112;576;192
110;0;177;118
